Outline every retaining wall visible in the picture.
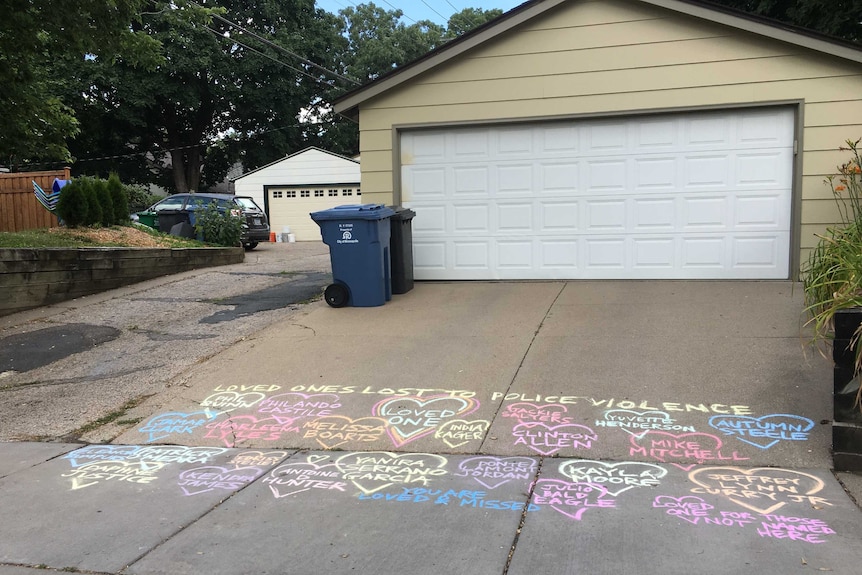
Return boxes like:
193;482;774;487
0;247;244;317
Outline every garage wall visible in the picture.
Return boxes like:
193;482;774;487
356;0;862;266
267;185;361;241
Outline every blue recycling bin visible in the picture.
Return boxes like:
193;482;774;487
310;204;395;307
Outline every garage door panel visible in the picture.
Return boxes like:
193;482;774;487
635;157;677;189
402;107;794;280
541;202;579;231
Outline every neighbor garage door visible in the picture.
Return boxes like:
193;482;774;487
400;107;794;280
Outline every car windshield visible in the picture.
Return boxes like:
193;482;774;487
234;197;261;210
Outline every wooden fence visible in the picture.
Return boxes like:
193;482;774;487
0;168;68;232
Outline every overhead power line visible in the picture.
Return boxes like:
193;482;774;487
187;1;360;86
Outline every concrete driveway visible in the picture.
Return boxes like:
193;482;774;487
3;249;860;575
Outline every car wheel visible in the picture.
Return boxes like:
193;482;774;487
243;242;258;251
324;283;349;308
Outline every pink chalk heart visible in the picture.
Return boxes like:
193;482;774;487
456;456;537;489
204;415;300;447
558;460;667;496
628;431;747;468
178;465;263;496
501;403;569;422
601;409;675;438
511;422;597;456
372;395;479;447
335;451;448;495
532;479;615;520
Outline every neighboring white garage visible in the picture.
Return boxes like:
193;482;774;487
401;106;794;279
232;147;360;241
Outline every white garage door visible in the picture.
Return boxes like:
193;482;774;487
401;107;794;280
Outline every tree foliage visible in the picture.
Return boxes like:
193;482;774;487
0;0;158;170
710;0;862;43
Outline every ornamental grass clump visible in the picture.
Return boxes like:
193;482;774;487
802;138;862;408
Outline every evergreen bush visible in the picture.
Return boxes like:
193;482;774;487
55;179;89;228
107;173;130;224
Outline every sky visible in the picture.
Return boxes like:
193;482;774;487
315;0;527;26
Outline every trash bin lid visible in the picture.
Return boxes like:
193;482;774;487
310;204;395;221
388;206;416;220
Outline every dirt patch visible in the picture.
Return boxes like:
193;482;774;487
46;226;185;247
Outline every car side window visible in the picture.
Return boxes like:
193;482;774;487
153;196;186;212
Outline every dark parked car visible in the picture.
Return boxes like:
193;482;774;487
132;193;270;250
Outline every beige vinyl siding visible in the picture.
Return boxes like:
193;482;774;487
355;0;862;268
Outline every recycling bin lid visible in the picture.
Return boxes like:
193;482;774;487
310;204;395;221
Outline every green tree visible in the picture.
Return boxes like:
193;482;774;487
710;0;862;43
443;7;504;40
0;0;158;170
336;3;444;82
66;0;350;192
94;179;115;227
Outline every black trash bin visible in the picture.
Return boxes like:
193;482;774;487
388;206;415;294
157;210;191;234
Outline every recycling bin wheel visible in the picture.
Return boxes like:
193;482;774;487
324;283;350;308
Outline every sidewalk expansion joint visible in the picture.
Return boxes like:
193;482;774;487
480;283;566;453
502;456;544;575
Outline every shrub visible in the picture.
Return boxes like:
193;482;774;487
93;178;114;227
193;201;243;247
107;173;130;224
80;177;103;227
55;179;89;228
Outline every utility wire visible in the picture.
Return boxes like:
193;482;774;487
419;0;449;23
204;25;338;89
187;1;360;86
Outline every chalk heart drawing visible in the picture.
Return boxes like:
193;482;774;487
652;495;714;524
138;409;219;443
558;460;668;497
688;467;826;515
230;450;289;468
708;414;815;449
204;415;299;448
200;391;266;413
532;479;612;521
306;454;330;465
503;402;568;419
434;419;490;449
257;393;341;417
65;460;166;490
457;456;537;490
603;410;674;438
267;461;339;498
630;431;726;471
372;395;479;447
304;415;388;449
177;466;262;496
335;451;449;495
512;422;598;456
65;445;140;467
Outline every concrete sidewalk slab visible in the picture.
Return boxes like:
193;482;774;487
114;283;564;453
0;444;292;572
0;442;78;479
509;461;862;575
484;281;833;468
126;451;535;575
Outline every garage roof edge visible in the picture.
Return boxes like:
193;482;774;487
231;146;359;182
333;0;862;117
